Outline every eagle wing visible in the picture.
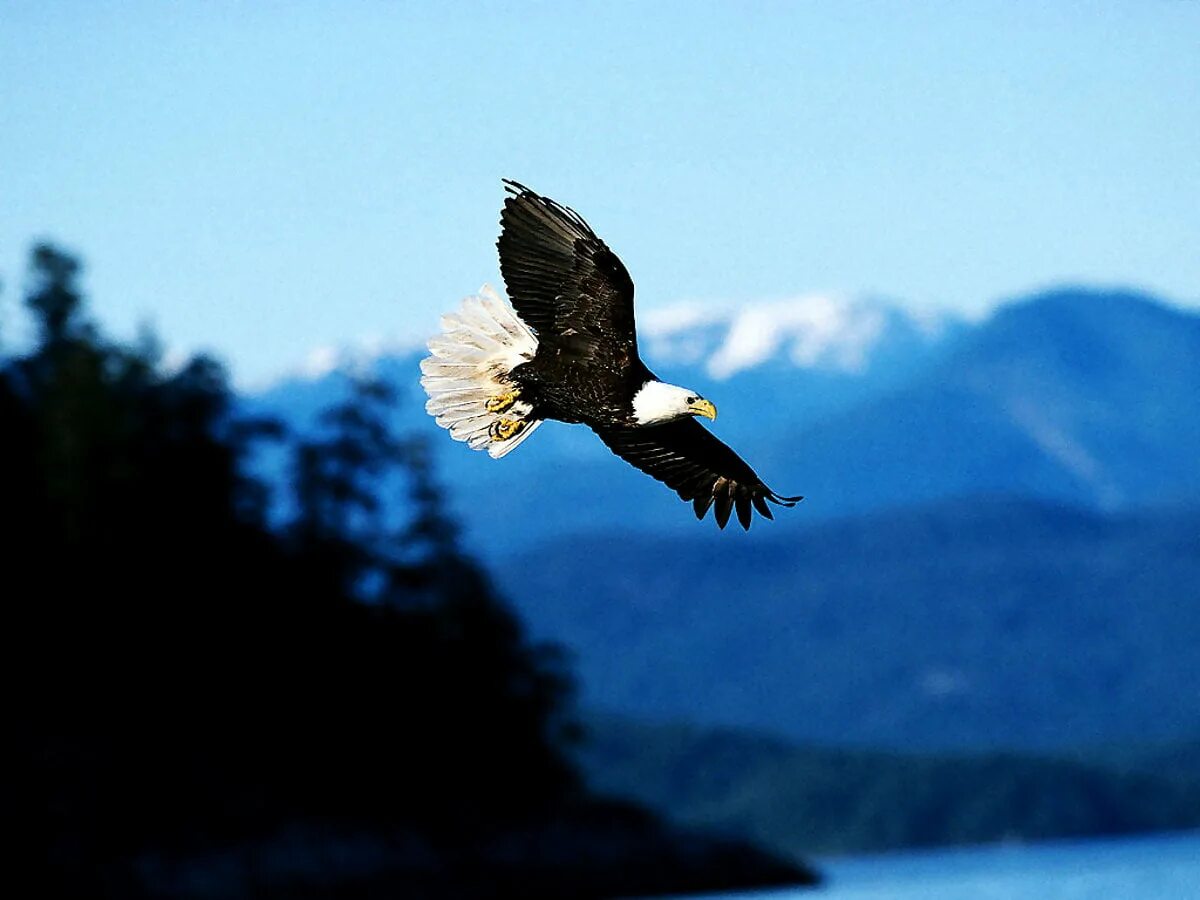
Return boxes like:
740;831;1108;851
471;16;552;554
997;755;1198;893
497;180;637;368
594;419;803;530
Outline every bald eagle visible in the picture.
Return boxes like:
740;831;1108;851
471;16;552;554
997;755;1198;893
421;181;802;530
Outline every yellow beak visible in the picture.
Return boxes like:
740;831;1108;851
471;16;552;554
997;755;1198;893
690;398;717;421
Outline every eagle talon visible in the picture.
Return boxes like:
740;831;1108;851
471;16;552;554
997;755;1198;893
489;418;525;441
486;389;521;414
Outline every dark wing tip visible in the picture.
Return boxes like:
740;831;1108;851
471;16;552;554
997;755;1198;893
691;485;799;530
502;178;532;197
735;495;753;531
596;420;799;533
499;179;597;242
751;494;774;520
768;491;804;507
713;480;734;530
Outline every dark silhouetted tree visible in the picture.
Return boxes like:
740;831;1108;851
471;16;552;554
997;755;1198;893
3;244;579;893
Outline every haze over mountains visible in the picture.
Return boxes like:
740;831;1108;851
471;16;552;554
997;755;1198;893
252;286;1200;542
248;286;1200;751
248;291;964;547
792;289;1200;517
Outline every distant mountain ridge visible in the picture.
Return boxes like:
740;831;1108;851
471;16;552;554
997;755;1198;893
785;287;1200;518
243;286;1200;752
264;292;959;388
502;497;1200;750
247;286;1200;551
639;293;960;379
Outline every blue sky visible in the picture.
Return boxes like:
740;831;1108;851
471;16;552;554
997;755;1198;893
2;2;1197;385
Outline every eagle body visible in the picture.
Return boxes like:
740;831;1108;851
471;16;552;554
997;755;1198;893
508;355;654;427
420;181;802;530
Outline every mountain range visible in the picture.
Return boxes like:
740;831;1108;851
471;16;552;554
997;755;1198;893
247;286;1200;751
250;287;1200;547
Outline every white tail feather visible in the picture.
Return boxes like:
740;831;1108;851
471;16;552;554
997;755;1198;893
420;285;542;459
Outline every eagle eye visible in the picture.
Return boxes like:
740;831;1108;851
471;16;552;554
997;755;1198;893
687;395;697;403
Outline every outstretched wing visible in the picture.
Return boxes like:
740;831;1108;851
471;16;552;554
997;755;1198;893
497;180;638;368
594;419;802;530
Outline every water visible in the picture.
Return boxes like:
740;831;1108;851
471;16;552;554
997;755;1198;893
696;832;1200;899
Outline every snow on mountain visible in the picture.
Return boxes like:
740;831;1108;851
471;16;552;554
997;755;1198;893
253;293;959;395
640;294;959;379
244;285;1200;554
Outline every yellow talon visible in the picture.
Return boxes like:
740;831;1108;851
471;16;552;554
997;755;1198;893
486;388;521;414
489;418;525;441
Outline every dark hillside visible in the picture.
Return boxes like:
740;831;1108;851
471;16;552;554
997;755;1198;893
504;498;1200;749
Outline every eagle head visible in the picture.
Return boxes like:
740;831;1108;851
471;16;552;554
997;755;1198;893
632;380;717;426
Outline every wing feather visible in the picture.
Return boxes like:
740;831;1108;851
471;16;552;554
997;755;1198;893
735;495;753;530
714;484;734;530
497;181;638;370
594;419;801;530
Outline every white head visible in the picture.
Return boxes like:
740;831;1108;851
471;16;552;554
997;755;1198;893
631;380;717;426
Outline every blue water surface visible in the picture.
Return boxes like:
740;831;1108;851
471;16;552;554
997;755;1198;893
696;832;1200;900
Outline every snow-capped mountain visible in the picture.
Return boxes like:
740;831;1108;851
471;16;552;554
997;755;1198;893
249;291;963;459
639;294;959;379
262;292;960;392
246;287;1200;553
